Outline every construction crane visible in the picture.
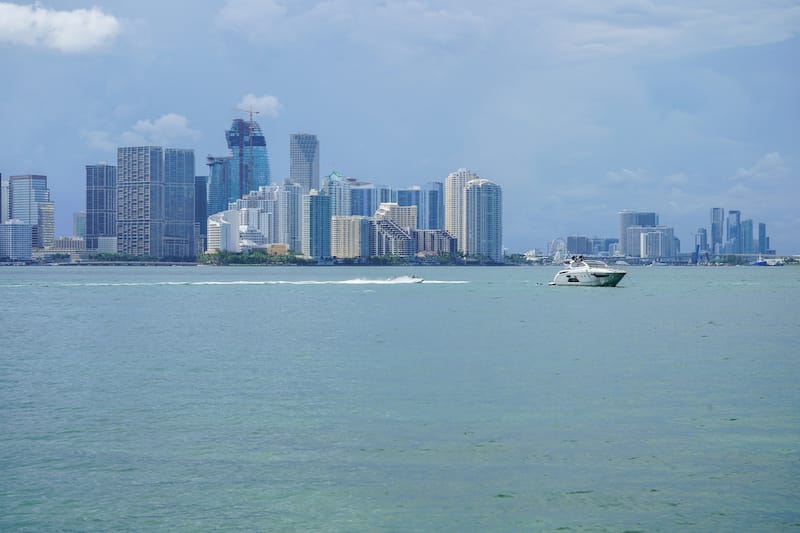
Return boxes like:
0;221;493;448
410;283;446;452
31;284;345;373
231;106;261;195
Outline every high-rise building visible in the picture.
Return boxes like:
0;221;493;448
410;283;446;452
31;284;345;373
445;168;478;253
206;156;234;216
618;210;658;256
397;186;422;228
726;210;741;254
117;147;164;257
322;172;351;217
422;181;444;230
0;219;33;260
279;181;303;253
374;202;417;231
85;163;117;250
226;117;271;195
740;219;754;255
758;223;767;254
1;175;8;223
331;215;370;259
710;207;724;254
289;133;319;192
302;190;331;260
8;174;53;249
567;236;592;255
163;148;195;259
73;211;86;239
464;178;503;263
626;225;676;258
195;176;208;255
207;209;240;252
694;228;708;252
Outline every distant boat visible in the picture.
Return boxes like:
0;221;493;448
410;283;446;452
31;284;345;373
748;256;768;266
549;256;626;287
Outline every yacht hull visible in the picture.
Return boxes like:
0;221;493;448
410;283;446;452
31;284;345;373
549;270;626;287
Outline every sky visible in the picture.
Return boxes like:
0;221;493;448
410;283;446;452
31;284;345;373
1;0;798;254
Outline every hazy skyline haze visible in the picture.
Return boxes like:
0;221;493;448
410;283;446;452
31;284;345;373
1;0;798;252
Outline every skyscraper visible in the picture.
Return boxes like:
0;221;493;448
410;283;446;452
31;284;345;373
278;181;303;253
290;133;319;192
618;210;658;256
710;207;724;254
206;155;234;216
73;211;86;239
0;175;8;223
163;148;195;259
226;117;271;196
195;176;208;254
445;168;478;253
8;174;53;248
740;219;754;255
302;190;331;260
465;178;503;263
85;163;117;250
322;172;351;217
758;223;767;254
726;210;741;254
423;181;444;230
117;147;164;257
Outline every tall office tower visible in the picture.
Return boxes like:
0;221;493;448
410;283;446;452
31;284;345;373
694;228;708;251
445;168;478;253
85;163;117;250
397;186;422;228
710;207;724;253
0;219;33;260
117;147;164;257
465;178;503;263
279;181;303;252
758;223;767;254
162;148;195;259
726;210;741;254
322;172;351;216
226;117;271;195
302;190;331;260
73;211;86;238
618;210;658;256
289;133;319;192
195;176;208;255
331;215;370;259
740;219;754;255
8;175;52;248
0;176;8;223
626;225;676;258
423;181;444;230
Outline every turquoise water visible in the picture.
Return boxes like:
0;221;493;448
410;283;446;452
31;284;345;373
1;265;799;531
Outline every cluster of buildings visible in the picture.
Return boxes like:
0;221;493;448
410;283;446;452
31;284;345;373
0;116;504;263
556;208;774;262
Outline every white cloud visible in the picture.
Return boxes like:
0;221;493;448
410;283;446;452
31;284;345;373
732;152;789;182
237;94;282;118
0;2;120;53
83;113;201;152
603;168;651;186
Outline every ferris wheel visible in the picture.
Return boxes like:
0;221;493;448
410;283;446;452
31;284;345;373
549;238;568;263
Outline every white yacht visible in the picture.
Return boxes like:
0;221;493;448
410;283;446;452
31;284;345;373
549;256;626;287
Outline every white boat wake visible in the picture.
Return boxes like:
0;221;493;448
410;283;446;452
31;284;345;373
8;278;468;288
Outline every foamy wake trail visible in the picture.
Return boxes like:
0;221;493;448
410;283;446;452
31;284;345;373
21;278;468;287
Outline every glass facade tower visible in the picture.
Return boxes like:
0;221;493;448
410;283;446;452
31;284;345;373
8;174;52;248
85;164;117;250
290;133;319;192
226;118;271;196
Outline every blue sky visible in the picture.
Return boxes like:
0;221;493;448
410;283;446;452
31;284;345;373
1;0;798;253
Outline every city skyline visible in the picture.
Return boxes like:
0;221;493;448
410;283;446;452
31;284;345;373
0;1;798;253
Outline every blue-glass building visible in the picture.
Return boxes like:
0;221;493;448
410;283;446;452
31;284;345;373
290;133;319;192
302;190;331;260
226;118;271;196
163;149;195;259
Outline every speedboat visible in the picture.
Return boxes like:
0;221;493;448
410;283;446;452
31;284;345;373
549;256;626;287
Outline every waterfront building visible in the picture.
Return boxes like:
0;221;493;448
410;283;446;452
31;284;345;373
117;147;164;257
73;211;86;239
694;228;708;252
322;172;352;217
96;236;117;253
206;156;234;216
85;163;117;250
227;117;271;193
397;186;423;228
465;178;503;263
162;149;195;259
0;176;7;223
302;190;331;260
371;218;415;258
0;219;33;260
331;215;371;259
618;210;658;256
374;202;417;231
726;210;741;254
445;168;478;253
415;229;456;257
279;181;303;253
626;225;677;258
422;181;444;230
567;236;592;255
740;219;754;255
8;174;53;249
758;223;768;254
207;210;240;252
350;181;393;217
710;207;724;254
289;133;319;192
195;176;208;255
232;185;280;245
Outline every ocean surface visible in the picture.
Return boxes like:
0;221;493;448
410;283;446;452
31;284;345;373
1;265;798;531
